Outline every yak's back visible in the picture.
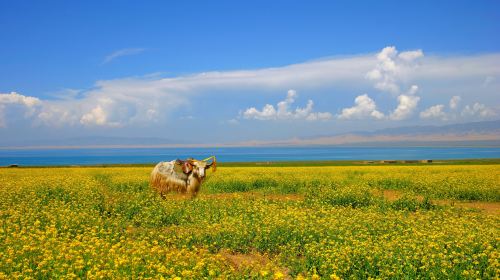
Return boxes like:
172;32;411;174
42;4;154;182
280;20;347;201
152;160;189;181
150;160;189;194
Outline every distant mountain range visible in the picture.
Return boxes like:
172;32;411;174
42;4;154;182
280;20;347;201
233;120;500;147
354;120;500;136
2;120;499;149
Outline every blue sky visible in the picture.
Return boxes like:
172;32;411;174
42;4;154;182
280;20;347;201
1;1;499;145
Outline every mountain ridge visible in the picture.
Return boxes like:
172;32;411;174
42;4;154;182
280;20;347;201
1;120;499;149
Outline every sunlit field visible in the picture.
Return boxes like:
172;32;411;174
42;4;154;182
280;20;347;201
0;164;499;279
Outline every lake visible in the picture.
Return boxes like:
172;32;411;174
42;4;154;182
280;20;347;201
0;147;499;166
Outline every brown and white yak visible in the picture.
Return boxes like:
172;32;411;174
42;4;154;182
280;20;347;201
150;157;216;198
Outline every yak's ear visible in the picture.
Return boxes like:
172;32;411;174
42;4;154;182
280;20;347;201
182;162;193;174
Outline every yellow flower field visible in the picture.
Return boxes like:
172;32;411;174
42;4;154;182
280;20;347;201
0;164;499;279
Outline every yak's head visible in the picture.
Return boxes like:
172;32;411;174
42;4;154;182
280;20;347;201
182;159;215;179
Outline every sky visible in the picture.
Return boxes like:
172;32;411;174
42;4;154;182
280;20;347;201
1;1;499;145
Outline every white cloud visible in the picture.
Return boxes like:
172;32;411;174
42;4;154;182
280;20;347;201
420;96;497;121
0;92;41;107
80;105;109;126
338;94;385;120
420;104;446;120
398;50;424;62
0;92;41;127
461;103;497;118
276;89;298;119
390;85;420;120
103;48;146;64
243;105;277;120
365;48;423;121
449;95;461;110
366;46;423;94
78;97;125;127
242;90;332;121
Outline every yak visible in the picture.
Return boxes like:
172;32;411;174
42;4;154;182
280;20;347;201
150;156;216;198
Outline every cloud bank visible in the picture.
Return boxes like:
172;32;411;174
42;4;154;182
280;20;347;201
1;46;499;130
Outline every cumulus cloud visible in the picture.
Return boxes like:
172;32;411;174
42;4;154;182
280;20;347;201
80;105;108;126
243;105;277;120
0;92;41;106
420;104;446;120
103;48;146;64
389;85;420;120
364;47;424;121
242;90;332;121
338;94;385;120
0;92;41;127
449;95;461;110
461;103;497;118
366;46;423;94
420;95;497;121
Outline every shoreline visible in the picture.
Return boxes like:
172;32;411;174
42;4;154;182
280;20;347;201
2;158;500;168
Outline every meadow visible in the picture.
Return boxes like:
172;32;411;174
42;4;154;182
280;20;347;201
0;163;499;279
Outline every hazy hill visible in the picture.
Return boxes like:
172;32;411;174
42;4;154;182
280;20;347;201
358;120;500;136
1;120;499;148
234;120;500;147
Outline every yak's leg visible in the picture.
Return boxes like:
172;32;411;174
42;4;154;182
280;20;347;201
186;178;201;199
187;190;198;199
160;192;167;199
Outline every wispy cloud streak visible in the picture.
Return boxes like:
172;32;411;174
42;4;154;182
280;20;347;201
103;48;146;64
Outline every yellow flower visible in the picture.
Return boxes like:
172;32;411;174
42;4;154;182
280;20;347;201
274;271;285;279
330;273;341;280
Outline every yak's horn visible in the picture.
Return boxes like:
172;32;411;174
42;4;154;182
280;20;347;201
202;156;217;172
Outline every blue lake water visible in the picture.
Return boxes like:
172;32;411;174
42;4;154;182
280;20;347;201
0;147;499;166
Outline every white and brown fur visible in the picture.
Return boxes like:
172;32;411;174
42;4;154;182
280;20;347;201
150;159;212;198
